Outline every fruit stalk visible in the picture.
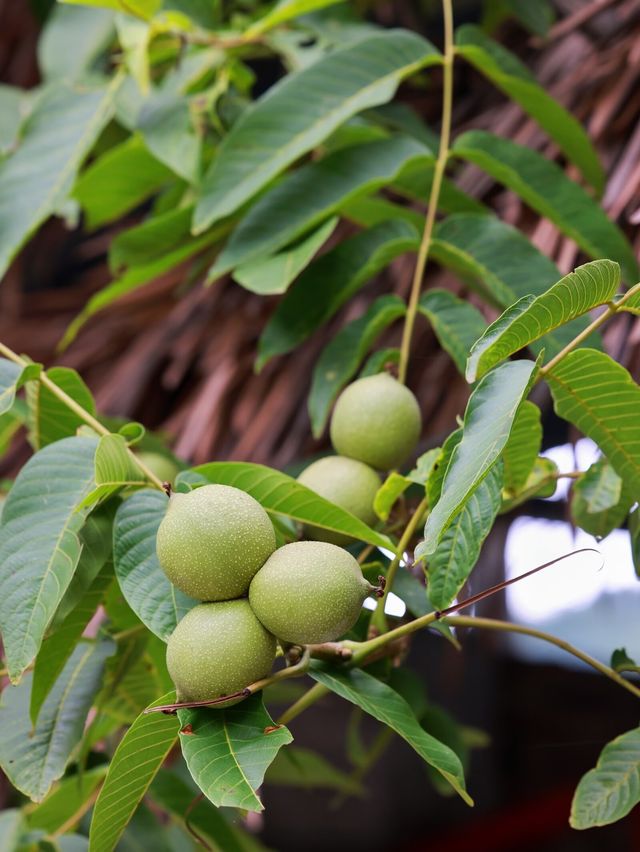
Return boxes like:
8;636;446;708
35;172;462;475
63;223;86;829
397;0;455;385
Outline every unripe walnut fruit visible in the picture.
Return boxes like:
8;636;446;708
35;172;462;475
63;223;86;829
297;455;380;545
249;541;374;645
330;373;421;471
156;484;276;601
167;600;276;705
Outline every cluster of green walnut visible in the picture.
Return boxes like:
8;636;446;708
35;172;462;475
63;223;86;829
157;373;422;706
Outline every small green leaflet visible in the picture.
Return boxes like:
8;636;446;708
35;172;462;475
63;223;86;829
113;489;196;641
546;350;640;495
257;220;418;369
194;30;441;229
89;692;179;852
421;359;538;555
0;80;118;280
233;217;338;295
418;290;487;376
79;432;148;508
0;640;114;802
502;401;542;493
26;365;95;449
309;664;472;805
570;458;633;539
210;135;429;278
570;727;640;828
451;132;638;284
0;436;98;682
454;25;604;192
427;462;503;611
0;358;40;416
466;260;621;381
178;694;293;812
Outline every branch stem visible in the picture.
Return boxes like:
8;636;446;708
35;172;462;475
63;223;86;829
373;495;428;627
397;0;454;384
276;682;329;726
444;616;640;701
0;341;165;491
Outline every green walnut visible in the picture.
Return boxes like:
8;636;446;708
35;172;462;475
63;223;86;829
167;600;276;704
136;451;180;485
249;541;374;645
156;484;276;601
330;373;421;471
297;455;380;545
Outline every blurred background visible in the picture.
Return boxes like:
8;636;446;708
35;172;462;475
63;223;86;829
1;0;639;849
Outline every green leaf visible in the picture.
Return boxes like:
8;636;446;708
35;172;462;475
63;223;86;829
88;692;179;852
137;86;201;185
501;401;542;493
571;458;633;538
38;4;114;82
0;85;26;157
52;503;115;628
178;694;293;812
418;289;487;376
467;260;620;381
61;0;160;20
80;433;147;507
499;455;558;513
0;81;117;280
427;462;502;610
73;135;172;229
27;766;108;834
570;727;640;828
257;220;418;369
109;205;193;271
194;30;441;229
546;350;640;494
0;358;40;416
0;809;24;851
265;746;363;794
309;664;472;804
493;0;555;36
421;359;538;555
455;25;604;192
233;217;338;296
610;648;640;674
30;565;111;726
97;636;163;724
427;430;462;509
431;214;597;357
209;136;430;277
451;132;638;284
374;472;413;522
27;366;96;449
308;294;406;437
630;507;640;578
360;347;400;377
0;640;114;802
113;489;196;641
0;436;98;681
150;770;261;852
246;0;345;36
191;462;392;549
59;229;217;349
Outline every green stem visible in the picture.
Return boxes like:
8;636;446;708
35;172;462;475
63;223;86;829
0;341;165;491
444;616;640;701
397;0;455;385
539;279;640;377
276;682;329;726
373;495;428;628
